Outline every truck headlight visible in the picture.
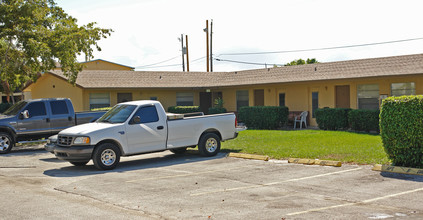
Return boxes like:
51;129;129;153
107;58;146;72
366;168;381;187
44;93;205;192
73;137;90;145
47;135;58;144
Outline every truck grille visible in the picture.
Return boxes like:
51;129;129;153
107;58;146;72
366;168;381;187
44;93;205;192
58;135;73;146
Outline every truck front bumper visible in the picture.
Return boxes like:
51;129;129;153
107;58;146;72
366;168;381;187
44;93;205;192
54;145;95;162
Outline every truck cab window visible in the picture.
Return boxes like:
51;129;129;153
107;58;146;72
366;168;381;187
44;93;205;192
50;101;69;115
25;102;47;117
133;106;159;124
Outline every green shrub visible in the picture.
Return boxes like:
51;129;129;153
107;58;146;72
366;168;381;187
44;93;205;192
91;107;113;111
208;107;227;114
238;106;289;129
348;109;380;133
315;108;351;130
380;95;423;168
168;106;201;114
0;103;13;113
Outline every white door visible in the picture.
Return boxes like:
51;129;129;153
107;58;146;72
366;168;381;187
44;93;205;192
125;105;167;154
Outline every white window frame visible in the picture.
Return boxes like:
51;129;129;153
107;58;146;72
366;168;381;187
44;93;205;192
236;90;249;111
176;92;194;106
357;84;379;110
391;82;416;96
89;93;110;110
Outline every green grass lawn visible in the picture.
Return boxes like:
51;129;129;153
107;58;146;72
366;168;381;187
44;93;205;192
221;130;390;165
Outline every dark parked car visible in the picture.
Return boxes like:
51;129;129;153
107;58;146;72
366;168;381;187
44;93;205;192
0;98;105;154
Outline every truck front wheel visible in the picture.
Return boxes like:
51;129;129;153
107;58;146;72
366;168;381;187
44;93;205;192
0;132;14;154
198;133;221;157
92;143;121;170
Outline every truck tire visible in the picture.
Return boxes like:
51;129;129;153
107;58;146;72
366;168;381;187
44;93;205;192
0;132;14;154
92;143;121;170
170;147;187;154
70;161;89;166
198;133;221;157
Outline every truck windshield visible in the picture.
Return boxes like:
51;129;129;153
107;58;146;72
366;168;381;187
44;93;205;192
97;104;136;123
2;101;27;116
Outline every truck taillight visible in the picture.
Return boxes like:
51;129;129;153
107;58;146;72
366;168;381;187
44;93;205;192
235;117;238;127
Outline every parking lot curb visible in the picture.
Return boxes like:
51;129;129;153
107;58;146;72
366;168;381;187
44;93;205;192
288;158;342;167
373;164;423;176
228;153;269;161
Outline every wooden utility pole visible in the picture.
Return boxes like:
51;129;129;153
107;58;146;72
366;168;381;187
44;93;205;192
210;19;213;72
185;35;190;72
180;34;185;71
205;20;209;72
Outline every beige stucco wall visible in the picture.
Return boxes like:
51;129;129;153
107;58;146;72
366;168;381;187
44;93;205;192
24;73;84;111
24;72;423;127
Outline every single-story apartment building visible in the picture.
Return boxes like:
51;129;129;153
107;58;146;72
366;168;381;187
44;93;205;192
23;53;423;126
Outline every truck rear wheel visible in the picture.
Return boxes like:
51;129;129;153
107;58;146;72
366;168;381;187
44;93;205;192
198;133;220;157
0;132;14;154
92;143;121;170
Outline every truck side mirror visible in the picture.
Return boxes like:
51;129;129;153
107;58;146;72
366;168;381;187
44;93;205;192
131;116;141;124
20;110;29;119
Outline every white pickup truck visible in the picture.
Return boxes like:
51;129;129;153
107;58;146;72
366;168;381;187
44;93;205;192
48;100;245;170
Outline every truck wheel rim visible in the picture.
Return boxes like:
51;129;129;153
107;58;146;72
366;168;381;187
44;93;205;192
100;149;116;166
0;136;10;151
205;138;217;153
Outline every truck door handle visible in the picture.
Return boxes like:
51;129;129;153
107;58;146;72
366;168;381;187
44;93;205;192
46;118;50;123
157;126;164;130
68;116;73;121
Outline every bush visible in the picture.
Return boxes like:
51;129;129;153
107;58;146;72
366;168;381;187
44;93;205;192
0;103;13;113
168;106;201;114
380;95;423;168
91;107;113;111
238;106;289;129
315;108;351;130
208;107;227;114
348;109;380;133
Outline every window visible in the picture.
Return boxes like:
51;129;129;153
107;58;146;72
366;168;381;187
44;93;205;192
50;101;69;115
391;82;415;96
117;93;133;103
357;84;379;110
25;102;46;117
98;105;136;123
312;92;318;118
176;93;194;106
132;105;159;124
279;93;285;106
89;93;110;110
236;90;249;111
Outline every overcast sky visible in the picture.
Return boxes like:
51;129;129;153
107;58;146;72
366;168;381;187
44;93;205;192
55;0;423;72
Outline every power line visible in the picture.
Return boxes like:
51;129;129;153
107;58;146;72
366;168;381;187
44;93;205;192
218;37;423;56
214;58;284;66
136;63;181;69
135;55;180;68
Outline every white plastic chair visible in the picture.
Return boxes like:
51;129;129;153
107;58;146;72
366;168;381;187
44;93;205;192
294;111;308;129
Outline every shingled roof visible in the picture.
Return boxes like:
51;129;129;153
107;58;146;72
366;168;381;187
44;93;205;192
48;53;423;89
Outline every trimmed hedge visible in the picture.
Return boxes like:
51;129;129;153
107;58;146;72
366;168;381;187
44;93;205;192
348;109;380;133
315;108;351;130
208;107;227;114
0;103;13;113
238;106;289;129
168;106;201;114
91;107;113;111
380;95;423;168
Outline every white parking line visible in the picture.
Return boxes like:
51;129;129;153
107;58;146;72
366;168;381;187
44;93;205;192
190;167;362;196
286;187;423;216
125;166;249;182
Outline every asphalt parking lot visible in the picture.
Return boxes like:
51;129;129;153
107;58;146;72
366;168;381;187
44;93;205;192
1;145;423;219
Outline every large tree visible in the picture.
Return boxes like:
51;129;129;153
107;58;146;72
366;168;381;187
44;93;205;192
0;0;112;102
285;58;318;66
